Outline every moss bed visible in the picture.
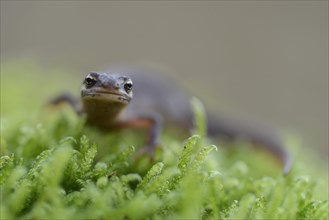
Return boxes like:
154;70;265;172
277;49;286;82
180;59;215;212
1;62;328;219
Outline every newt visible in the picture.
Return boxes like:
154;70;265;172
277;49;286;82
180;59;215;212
50;67;292;174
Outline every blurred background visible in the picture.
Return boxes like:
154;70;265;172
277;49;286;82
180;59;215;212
1;1;328;162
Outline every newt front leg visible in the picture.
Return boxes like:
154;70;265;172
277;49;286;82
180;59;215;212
48;92;84;115
110;115;162;158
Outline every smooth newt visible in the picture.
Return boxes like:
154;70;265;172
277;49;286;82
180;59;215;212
50;67;292;174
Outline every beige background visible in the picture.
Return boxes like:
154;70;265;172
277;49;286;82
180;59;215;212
1;1;328;159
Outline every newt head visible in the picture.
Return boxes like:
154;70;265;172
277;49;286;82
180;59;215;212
81;72;133;105
80;71;134;127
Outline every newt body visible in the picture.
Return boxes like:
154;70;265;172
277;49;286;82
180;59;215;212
50;67;291;173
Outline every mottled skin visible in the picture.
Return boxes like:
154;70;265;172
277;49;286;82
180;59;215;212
50;68;291;174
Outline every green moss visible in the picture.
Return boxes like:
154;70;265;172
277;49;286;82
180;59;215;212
1;61;328;219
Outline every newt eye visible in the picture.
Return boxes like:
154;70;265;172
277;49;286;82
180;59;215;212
124;80;133;93
84;76;97;88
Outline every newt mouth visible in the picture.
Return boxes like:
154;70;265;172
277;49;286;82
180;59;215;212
82;90;131;103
